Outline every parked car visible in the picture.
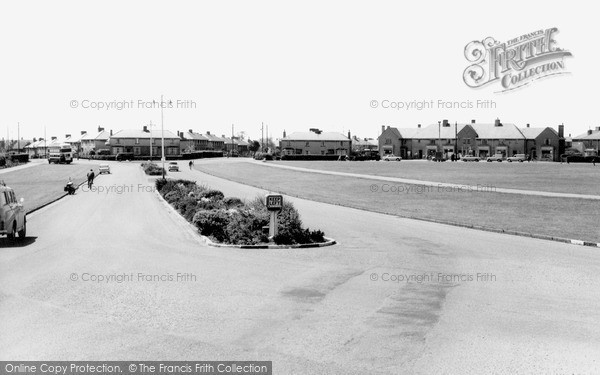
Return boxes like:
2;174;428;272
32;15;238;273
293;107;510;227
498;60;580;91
461;155;480;162
507;154;527;162
0;182;26;240
98;164;111;174
115;152;134;161
382;155;402;161
168;161;179;172
486;153;505;162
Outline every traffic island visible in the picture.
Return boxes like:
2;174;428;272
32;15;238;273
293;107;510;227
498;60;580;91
154;178;335;248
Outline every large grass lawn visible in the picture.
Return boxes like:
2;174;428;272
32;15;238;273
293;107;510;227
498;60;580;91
276;160;600;195
1;163;97;213
197;161;600;243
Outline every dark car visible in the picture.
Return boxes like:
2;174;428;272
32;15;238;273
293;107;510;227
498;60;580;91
115;152;134;161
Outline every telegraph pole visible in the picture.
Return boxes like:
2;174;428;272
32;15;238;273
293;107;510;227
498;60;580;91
17;122;20;153
261;122;264;152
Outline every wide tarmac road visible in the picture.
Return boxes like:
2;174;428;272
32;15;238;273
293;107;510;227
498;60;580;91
1;160;599;374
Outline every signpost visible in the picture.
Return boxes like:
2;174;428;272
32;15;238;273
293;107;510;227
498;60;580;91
265;194;283;240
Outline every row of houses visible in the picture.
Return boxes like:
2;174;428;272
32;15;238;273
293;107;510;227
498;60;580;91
379;119;571;161
21;126;251;158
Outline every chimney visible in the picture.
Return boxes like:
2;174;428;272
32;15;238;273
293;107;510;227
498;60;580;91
381;125;385;133
348;131;351;140
418;124;421;128
81;130;87;135
595;126;600;131
494;118;502;127
206;131;211;135
188;129;193;134
283;130;287;138
558;124;564;138
98;126;104;132
442;119;449;127
65;134;71;138
110;129;113;136
471;119;476;124
526;123;530;128
143;125;148;132
51;136;57;141
588;130;593;135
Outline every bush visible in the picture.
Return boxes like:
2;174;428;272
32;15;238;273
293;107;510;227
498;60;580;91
192;209;229;243
158;179;326;245
142;162;165;176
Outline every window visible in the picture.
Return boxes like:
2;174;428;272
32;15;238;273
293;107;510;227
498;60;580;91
135;138;139;144
545;138;551;145
385;138;392;145
321;150;325;155
116;139;121;144
305;142;310;147
134;147;141;155
322;141;325;147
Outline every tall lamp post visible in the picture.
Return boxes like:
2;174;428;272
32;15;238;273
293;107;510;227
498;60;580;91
160;95;165;179
438;120;441;161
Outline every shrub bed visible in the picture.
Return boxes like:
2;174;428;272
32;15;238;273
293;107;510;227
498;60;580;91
142;162;165;176
156;179;326;245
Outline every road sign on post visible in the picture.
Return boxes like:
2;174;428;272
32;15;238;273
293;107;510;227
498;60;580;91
265;194;283;240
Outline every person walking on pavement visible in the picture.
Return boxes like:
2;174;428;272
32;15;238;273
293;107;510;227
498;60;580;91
87;169;95;189
189;160;193;170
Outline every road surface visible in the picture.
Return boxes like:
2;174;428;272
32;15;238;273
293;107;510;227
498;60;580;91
1;159;599;374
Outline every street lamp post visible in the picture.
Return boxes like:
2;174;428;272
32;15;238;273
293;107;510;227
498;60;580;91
438;120;441;161
161;95;165;180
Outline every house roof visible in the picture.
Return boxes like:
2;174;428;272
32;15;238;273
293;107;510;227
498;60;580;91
414;123;470;139
109;129;179;139
282;132;350;141
519;127;558;139
469;123;525;139
81;130;110;141
573;130;600;140
181;132;209;141
204;133;227;142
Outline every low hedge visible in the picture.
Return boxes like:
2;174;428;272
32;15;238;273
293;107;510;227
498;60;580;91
156;179;326;245
280;154;344;161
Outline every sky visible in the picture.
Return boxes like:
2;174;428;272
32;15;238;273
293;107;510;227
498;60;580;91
1;1;598;142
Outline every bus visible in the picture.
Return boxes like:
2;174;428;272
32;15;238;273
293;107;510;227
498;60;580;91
48;143;73;164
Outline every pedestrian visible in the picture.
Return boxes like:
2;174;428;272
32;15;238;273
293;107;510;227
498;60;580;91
189;160;193;170
87;169;95;188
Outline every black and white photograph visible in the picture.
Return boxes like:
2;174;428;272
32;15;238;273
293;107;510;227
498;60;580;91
1;1;599;374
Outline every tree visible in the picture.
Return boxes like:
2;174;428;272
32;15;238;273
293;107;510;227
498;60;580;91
248;140;260;155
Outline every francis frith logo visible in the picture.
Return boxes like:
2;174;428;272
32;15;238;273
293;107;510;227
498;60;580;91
463;27;572;92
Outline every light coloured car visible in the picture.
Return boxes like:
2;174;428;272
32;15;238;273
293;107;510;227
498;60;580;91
507;154;527;162
168;161;179;172
0;182;26;240
461;155;480;162
382;155;402;161
98;164;111;174
486;153;505;162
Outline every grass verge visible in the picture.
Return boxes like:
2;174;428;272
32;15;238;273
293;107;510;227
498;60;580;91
197;161;600;243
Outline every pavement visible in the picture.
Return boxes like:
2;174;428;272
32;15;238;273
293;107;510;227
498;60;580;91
0;159;599;374
251;159;600;200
